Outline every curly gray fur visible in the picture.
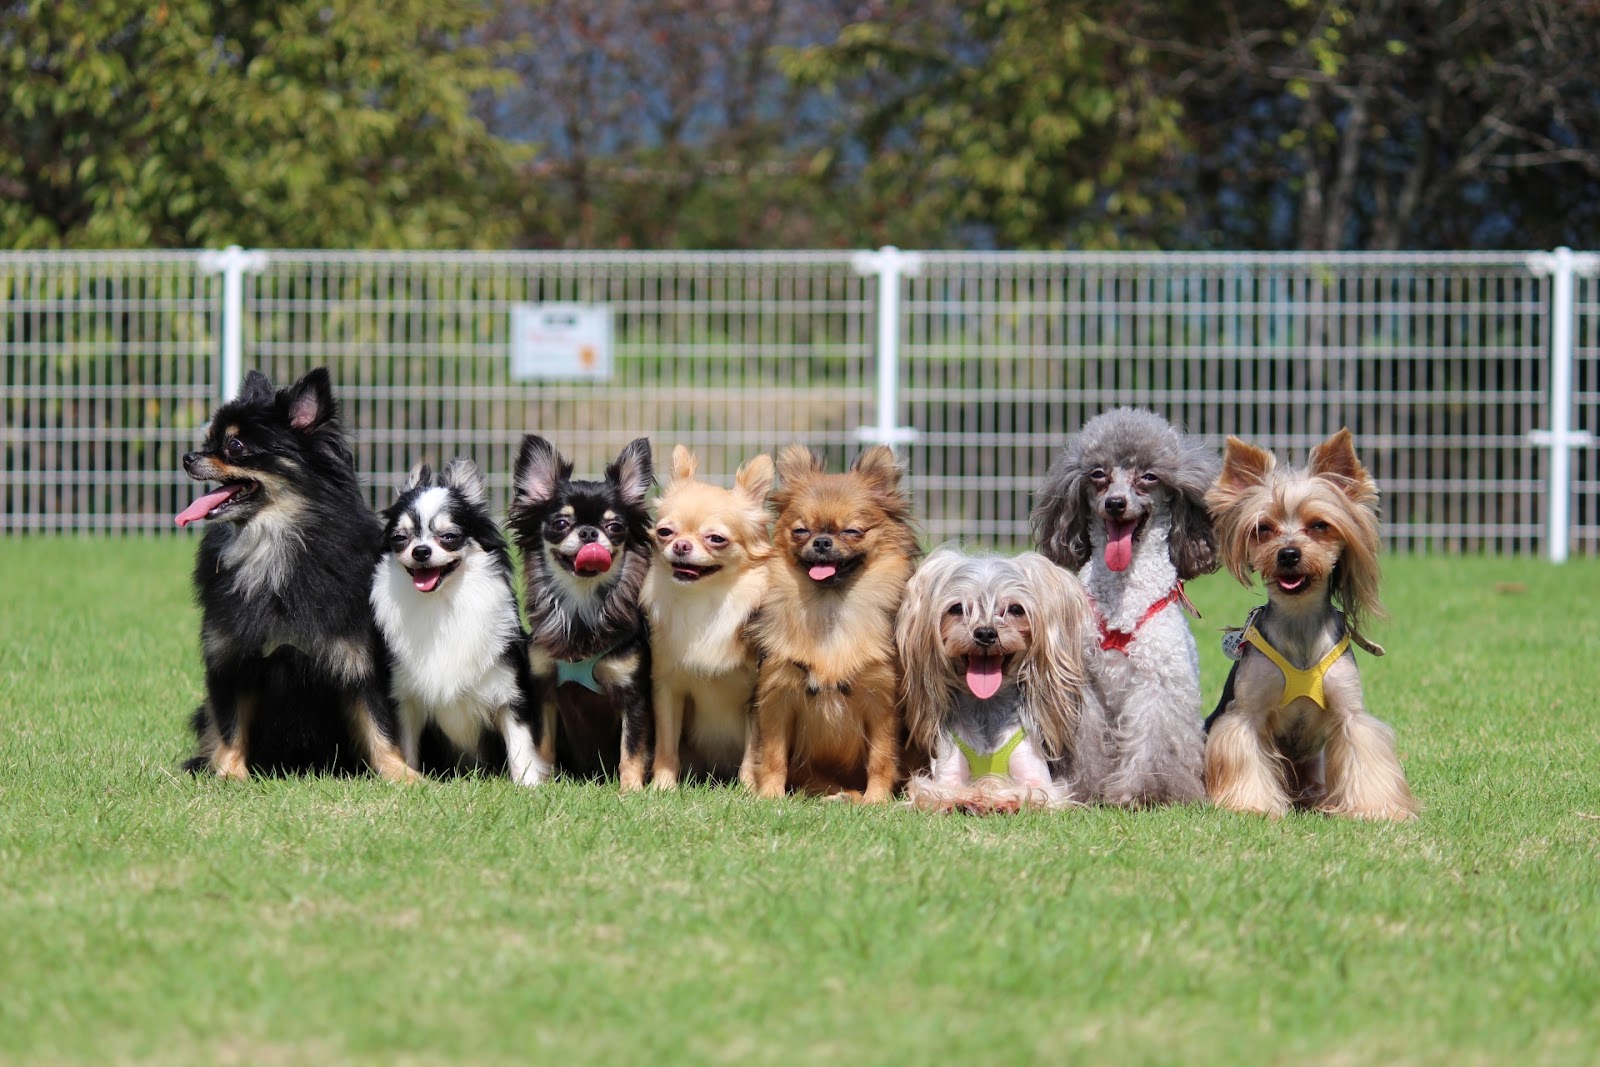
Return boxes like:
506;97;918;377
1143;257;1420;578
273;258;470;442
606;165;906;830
1030;407;1221;580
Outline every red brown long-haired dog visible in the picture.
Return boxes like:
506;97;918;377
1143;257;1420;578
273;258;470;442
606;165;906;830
749;446;918;803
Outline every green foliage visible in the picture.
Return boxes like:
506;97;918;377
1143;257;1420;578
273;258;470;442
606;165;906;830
0;1;530;249
783;0;1187;249
2;540;1599;1062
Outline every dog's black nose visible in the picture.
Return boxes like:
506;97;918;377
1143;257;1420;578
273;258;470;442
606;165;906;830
1277;546;1301;567
413;544;432;563
578;526;599;543
1105;495;1126;516
811;534;833;552
182;452;199;471
974;626;998;646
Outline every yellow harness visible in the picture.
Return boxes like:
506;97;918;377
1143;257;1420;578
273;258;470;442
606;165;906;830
1241;625;1351;710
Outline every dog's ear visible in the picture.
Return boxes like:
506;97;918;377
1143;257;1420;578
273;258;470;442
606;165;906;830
608;437;654;509
1030;445;1093;570
850;446;903;496
1216;436;1275;492
895;548;962;755
734;453;775;503
441;457;488;507
776;444;825;485
1308;428;1378;507
403;462;433;493
1012;553;1090;762
669;444;698;485
284;368;336;433
1166;436;1222;579
239;370;275;405
512;434;571;508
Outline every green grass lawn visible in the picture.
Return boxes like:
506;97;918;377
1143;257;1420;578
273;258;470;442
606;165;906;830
1;538;1597;1066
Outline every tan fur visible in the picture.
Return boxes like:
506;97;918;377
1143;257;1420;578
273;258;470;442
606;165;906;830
896;550;1087;763
905;774;1079;814
642;448;774;788
750;446;917;803
342;695;421;784
1204;430;1417;821
208;691;255;781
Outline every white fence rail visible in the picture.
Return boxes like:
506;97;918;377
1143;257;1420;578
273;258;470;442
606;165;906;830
3;249;1596;557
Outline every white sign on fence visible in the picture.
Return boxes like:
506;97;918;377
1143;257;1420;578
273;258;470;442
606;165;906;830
510;303;614;380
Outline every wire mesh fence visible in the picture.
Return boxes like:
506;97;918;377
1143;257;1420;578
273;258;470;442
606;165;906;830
3;248;1593;555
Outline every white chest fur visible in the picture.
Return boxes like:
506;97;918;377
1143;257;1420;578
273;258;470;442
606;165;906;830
370;553;522;735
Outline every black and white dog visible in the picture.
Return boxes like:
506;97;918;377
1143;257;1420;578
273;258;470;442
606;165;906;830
371;459;548;785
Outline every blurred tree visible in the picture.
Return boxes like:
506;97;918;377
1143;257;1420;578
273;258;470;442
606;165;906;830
0;0;529;248
781;0;1189;249
1156;0;1600;249
484;0;874;249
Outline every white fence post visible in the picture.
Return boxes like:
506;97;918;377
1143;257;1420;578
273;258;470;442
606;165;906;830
1526;247;1599;563
852;245;922;448
198;245;269;402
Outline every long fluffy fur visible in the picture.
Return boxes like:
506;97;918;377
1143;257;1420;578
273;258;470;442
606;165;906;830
507;435;655;788
371;458;548;785
641;446;774;788
749;445;918;803
180;368;414;782
1203;429;1417;821
897;547;1101;813
1029;407;1221;806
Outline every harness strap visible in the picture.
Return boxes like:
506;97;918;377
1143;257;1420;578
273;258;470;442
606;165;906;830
1094;581;1197;653
1241;625;1351;711
953;727;1027;779
555;636;633;694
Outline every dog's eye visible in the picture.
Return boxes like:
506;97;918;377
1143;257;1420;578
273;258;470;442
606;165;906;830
946;603;964;617
842;528;864;539
791;527;809;542
1307;520;1331;533
1254;521;1275;537
1006;604;1026;617
437;532;462;549
389;532;408;548
1089;468;1106;481
656;527;674;541
706;533;728;547
604;521;625;538
1140;472;1160;484
224;437;246;458
549;517;571;534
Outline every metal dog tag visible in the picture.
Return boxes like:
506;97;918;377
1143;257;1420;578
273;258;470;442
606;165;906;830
1221;606;1266;660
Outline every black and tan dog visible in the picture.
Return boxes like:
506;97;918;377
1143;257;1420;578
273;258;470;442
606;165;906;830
177;368;414;781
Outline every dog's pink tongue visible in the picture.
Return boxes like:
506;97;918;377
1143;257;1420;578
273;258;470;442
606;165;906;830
174;486;240;527
966;654;1004;699
1104;519;1136;572
808;563;837;581
574;543;613;575
411;567;443;593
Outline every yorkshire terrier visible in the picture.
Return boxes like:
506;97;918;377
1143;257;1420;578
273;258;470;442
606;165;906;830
641;445;775;789
896;547;1103;813
1204;429;1418;821
750;446;919;803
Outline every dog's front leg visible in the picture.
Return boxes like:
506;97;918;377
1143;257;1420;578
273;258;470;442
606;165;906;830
1319;673;1418;820
501;705;553;788
650;679;683;790
207;682;255;782
602;646;653;793
860;699;900;805
343;687;420;784
1204;711;1289;817
752;686;794;800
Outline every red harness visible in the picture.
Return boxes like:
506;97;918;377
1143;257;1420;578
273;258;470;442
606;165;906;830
1093;582;1197;653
